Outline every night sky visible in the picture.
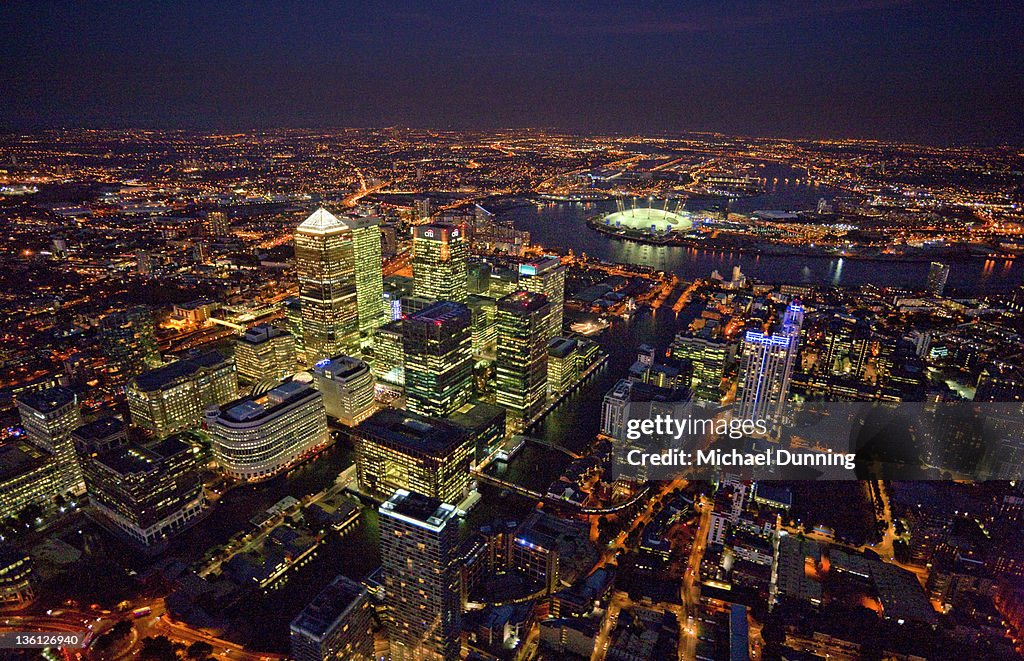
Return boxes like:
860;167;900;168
2;1;1022;144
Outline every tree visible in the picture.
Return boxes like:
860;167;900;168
139;636;178;661
186;641;213;660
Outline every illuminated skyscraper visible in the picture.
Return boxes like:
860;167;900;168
295;208;359;363
821;315;870;377
927;261;950;296
379;489;461;661
372;320;405;388
281;297;305;361
412;223;467;303
496;291;550;428
518;255;566;341
16;387;83;493
402;301;473;418
339;213;387;337
736;302;804;425
234;324;297;384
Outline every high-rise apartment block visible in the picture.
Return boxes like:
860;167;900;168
379;489;462;661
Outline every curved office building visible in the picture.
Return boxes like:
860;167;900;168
207;381;329;481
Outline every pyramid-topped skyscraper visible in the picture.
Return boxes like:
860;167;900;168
295;207;359;363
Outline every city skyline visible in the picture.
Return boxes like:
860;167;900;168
1;116;1024;659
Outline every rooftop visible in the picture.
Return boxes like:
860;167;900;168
380;488;458;531
218;381;318;424
16;386;75;414
133;351;230;392
548;336;578;358
312;354;369;380
290;575;367;640
498;290;549;314
238;324;290;345
296;207;348;235
354;408;469;457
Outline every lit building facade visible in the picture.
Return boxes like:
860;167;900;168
518;255;566;341
207;381;330;481
16;386;83;493
312;355;376;426
296;208;359;363
412;223;468;303
380;489;462;661
671;333;734;403
402;301;473;418
0;441;66;520
127;351;237;438
0;547;36;608
737;302;804;425
234;324;297;384
547;337;579;395
290;574;376;661
372;319;405;388
353;409;474;504
340;213;387;337
927;261;950;296
79;434;205;546
466;295;497;358
496;291;550;428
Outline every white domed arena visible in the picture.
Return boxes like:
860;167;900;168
599;205;694;236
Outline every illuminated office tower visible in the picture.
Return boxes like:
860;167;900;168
671;333;734;403
412;223;468;303
339;213;387;337
354;409;473;503
927;261;950;296
466;295;497;358
290;575;376;661
821;315;871;377
127;351;237;438
16;387;83;493
78;432;205;546
281;297;305;362
295;208;359;363
0;441;66;520
207;381;329;481
311;355;376;426
518;255;566;340
372;320;405;388
495;291;551;428
99;306;159;384
379;489;461;661
402;301;473;418
736;302;804;425
547;337;579;395
204;211;229;237
234;324;297;384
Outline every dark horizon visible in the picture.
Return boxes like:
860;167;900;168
2;1;1023;146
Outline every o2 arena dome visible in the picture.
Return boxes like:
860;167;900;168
599;203;694;237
